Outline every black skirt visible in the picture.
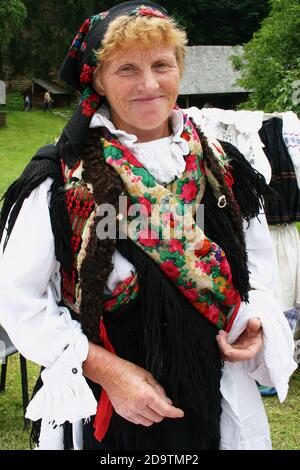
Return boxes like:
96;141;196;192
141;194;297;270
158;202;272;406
82;292;222;451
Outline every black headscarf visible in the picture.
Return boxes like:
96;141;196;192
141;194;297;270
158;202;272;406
57;1;170;168
0;1;171;267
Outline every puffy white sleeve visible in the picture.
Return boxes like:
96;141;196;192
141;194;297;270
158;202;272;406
227;213;297;400
0;177;97;434
220;213;297;450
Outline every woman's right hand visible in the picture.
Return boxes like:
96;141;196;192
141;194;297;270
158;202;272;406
83;342;184;426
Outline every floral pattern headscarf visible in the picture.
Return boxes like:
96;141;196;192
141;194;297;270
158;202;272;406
57;1;169;168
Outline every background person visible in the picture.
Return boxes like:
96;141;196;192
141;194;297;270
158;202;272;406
43;90;53;112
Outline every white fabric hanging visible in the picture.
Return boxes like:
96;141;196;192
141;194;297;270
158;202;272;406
183;107;272;184
268;223;300;310
282;111;300;190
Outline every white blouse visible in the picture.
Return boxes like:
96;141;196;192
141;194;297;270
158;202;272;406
90;106;189;184
0;108;297;450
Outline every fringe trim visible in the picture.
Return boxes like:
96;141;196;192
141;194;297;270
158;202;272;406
219;140;277;222
117;238;222;422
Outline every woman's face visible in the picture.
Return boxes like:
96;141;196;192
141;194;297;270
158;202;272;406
95;44;181;141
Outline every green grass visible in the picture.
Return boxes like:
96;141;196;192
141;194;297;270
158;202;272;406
0;355;40;450
263;368;300;450
0;354;299;450
0;110;67;199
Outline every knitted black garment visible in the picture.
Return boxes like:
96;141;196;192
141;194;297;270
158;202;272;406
81;234;222;451
259;117;300;224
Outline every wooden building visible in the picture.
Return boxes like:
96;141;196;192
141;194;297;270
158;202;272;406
28;78;72;109
178;46;249;110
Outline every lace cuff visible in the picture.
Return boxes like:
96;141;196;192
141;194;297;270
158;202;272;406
26;336;97;425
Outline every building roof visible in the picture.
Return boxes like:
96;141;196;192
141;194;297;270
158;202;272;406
179;46;248;95
32;78;70;95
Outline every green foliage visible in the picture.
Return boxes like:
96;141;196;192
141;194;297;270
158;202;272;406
0;0;27;44
4;0;270;79
0;0;27;79
233;0;300;113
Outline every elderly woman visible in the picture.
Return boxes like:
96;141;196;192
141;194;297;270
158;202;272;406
0;1;296;451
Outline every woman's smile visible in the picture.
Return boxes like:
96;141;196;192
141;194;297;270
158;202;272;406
132;95;165;101
94;44;180;142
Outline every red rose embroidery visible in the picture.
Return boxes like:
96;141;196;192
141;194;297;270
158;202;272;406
110;139;124;150
138;197;152;216
169;239;184;254
82;93;100;117
180;180;198;203
206;303;222;322
185;154;197;172
181;131;191;142
194;260;211;274
123;147;143;168
79;18;91;34
223;287;239;305
220;258;231;277
138;229;160;247
182;287;199;302
68;49;77;59
160;261;180;279
80;64;96;84
195;301;209;315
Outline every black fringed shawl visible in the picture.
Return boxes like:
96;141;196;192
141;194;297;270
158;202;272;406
0;144;73;271
219;140;275;222
0;137;272;277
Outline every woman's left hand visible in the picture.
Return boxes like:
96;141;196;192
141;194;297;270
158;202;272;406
216;318;263;362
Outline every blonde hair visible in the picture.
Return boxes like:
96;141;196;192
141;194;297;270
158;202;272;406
95;14;188;77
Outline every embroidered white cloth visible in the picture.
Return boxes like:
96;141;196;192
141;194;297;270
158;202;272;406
183;107;272;184
282;111;300;190
269;223;300;310
0;108;297;450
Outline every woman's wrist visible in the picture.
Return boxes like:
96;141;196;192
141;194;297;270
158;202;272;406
82;341;117;386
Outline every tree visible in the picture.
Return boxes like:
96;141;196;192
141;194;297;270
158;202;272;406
4;0;270;80
233;0;300;113
7;0;100;77
0;0;27;78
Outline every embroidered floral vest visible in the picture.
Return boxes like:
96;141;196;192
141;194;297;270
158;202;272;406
60;115;242;331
